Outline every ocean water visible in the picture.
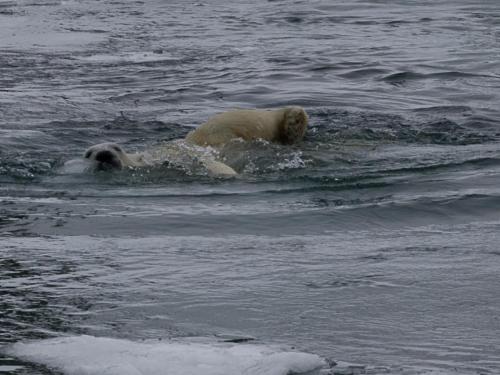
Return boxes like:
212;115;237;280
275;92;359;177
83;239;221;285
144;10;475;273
1;0;500;374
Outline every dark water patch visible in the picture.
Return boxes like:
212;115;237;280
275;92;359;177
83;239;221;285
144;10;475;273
64;27;108;34
264;12;406;27
461;115;500;133
0;153;57;181
220;14;263;29
265;56;316;68
380;245;445;256
0;8;16;15
0;256;88;344
381;70;496;86
257;178;392;195
0;1;17;7
22;1;62;7
0;50;78;83
357;253;389;263
56;115;191;144
264;11;311;26
419;17;433;22
412;105;473;115
283;15;304;24
0;259;40;280
308;60;369;73
392;193;500;224
338;68;391;79
402;118;494;145
351;19;380;26
0;358;59;375
306;194;391;209
305;274;385;290
308;109;497;145
385;19;414;27
0;130;61;152
375;156;500;176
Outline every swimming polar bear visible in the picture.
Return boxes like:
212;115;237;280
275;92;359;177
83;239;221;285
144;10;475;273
84;140;239;176
185;106;308;146
84;106;308;176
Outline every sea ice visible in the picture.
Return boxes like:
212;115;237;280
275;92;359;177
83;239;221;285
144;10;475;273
6;335;326;375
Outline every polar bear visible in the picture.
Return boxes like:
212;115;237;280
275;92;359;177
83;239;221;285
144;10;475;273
84;140;238;176
84;106;308;176
185;106;308;147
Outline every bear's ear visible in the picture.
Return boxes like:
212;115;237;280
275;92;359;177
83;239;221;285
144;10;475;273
280;107;308;144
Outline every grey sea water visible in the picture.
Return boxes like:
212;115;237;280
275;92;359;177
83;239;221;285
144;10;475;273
1;0;500;374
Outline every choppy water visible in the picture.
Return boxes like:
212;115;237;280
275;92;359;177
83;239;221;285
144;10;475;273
1;0;500;374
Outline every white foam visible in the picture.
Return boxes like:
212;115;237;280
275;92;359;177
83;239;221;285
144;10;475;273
60;158;94;174
273;151;307;171
6;335;326;375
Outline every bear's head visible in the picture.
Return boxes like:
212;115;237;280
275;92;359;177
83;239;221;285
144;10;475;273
280;107;308;144
84;142;139;170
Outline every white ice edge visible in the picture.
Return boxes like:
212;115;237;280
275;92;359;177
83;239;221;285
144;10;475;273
5;335;327;375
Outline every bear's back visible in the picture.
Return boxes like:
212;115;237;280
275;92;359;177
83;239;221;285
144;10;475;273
186;109;285;147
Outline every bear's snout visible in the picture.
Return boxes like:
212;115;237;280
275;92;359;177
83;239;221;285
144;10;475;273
95;150;114;163
94;150;122;169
